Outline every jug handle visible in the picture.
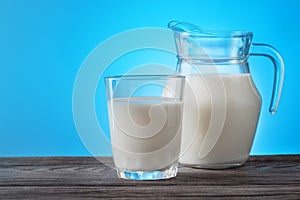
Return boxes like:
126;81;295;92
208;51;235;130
250;43;285;114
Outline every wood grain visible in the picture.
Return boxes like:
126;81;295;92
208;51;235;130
0;156;299;199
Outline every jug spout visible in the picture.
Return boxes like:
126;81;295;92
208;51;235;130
168;21;211;35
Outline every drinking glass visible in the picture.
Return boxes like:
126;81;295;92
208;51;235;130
105;75;185;180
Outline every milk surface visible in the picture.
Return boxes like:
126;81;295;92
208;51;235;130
108;97;183;171
180;73;262;167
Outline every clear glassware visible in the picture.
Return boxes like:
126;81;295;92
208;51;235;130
169;21;284;169
105;75;185;179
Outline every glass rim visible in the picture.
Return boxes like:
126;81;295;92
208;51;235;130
104;74;185;81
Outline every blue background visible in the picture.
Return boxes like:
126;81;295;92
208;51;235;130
0;0;299;156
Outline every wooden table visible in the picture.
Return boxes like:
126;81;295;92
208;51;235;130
0;155;299;199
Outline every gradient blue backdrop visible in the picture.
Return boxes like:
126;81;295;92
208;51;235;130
0;0;299;156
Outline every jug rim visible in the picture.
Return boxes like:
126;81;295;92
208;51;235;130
173;30;253;38
168;21;252;38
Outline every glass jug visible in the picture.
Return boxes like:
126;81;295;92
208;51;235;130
169;21;284;169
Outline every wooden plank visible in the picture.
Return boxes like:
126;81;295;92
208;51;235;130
0;185;299;199
0;156;299;199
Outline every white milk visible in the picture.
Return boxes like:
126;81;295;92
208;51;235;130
180;74;262;168
108;97;183;171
